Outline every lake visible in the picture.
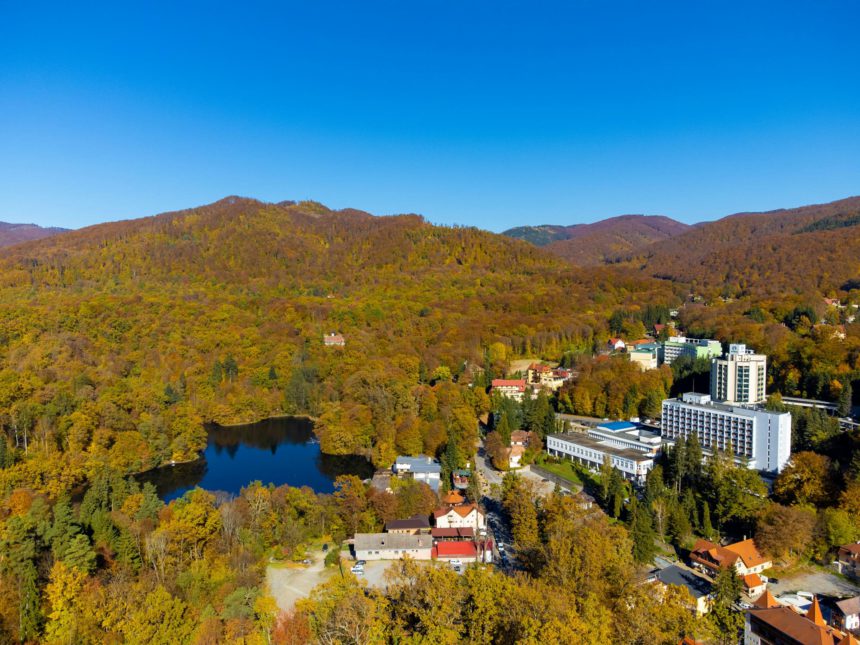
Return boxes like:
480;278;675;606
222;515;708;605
138;416;375;502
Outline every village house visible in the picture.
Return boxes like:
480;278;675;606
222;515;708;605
837;543;860;581
833;596;860;634
491;378;527;401
742;573;768;600
323;332;345;347
744;593;852;645
654;565;712;616
607;337;626;351
452;468;471;491
507;444;526;469
353;533;433;561
384;515;431;535
525;363;572;391
393;455;442;493
434;492;486;532
690;538;771;577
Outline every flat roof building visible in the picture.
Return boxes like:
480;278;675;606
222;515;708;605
662;393;791;473
547;429;655;484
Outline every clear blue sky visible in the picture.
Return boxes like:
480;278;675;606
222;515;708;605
1;1;858;231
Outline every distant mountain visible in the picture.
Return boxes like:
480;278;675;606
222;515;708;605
628;196;860;297
501;224;582;246
0;221;69;247
503;215;690;265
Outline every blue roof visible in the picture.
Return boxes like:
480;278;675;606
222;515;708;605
598;421;638;432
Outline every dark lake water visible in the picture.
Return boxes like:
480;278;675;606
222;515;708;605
138;416;374;502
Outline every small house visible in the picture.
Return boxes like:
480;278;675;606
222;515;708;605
323;332;345;347
833;596;860;633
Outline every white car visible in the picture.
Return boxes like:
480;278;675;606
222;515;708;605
350;564;364;574
449;559;462;567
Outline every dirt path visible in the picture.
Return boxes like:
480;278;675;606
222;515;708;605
266;549;336;612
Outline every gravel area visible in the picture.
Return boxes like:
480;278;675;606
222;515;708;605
768;569;860;598
266;550;335;611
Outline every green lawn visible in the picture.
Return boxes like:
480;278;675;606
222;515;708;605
534;460;583;486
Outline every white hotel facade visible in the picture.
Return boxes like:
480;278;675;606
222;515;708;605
661;344;792;473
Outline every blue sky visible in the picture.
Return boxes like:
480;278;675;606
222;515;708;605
1;1;858;231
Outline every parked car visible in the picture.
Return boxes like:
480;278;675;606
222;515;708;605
322;543;329;552
449;559;462;568
351;564;364;574
356;560;367;566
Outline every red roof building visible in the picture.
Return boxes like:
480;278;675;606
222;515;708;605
432;541;479;561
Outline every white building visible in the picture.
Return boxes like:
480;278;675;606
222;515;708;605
353;533;432;561
546;426;655;484
393;455;442;492
433;504;486;531
490;379;527;402
661;393;791;472
711;344;767;405
662;336;723;365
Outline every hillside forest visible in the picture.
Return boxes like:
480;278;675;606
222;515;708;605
1;195;860;642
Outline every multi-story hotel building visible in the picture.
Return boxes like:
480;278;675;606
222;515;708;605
711;344;767;405
661;393;791;472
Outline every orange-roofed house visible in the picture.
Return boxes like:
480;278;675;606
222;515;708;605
690;538;771;577
743;573;768;600
507;444;526;469
491;379;527;401
433;503;486;532
441;490;464;507
608;338;626;351
323;332;345;347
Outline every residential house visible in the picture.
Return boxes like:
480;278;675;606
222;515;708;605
508;444;526;469
690;538;771;577
384;515;431;535
510;430;532;446
323;332;345;347
353;533;432;561
743;573;768;600
393;455;442;493
608;338;626;351
434;503;486;532
491;379;527;401
526;363;572;391
744;594;849;645
837;544;860;581
833;596;860;633
574;491;595;510
452;469;471;491
655;565;712;616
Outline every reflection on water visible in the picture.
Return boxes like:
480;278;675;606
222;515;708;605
138;416;373;501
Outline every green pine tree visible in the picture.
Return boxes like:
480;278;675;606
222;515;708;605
63;533;97;574
631;503;658;564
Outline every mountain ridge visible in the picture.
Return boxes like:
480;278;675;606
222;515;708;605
0;221;69;247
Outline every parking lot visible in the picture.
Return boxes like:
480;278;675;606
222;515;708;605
767;569;860;598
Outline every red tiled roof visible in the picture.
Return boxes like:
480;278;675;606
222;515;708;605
748;606;842;645
743;573;764;589
691;538;769;570
434;541;478;558
491;379;526;389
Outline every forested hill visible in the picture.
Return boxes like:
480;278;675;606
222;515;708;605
625;195;860;298
0;196;677;494
0;221;69;247
503;215;690;264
